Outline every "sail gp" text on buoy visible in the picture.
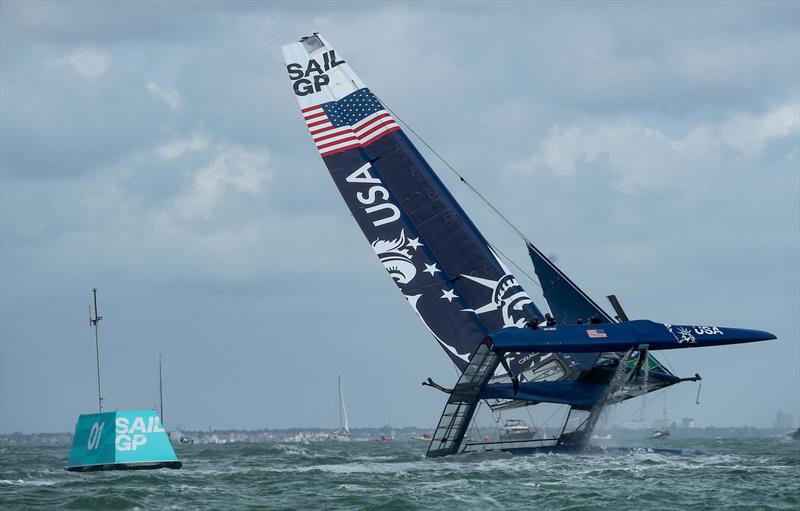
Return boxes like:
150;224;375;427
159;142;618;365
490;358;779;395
115;415;165;451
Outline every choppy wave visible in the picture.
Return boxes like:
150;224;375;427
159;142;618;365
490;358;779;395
1;438;798;510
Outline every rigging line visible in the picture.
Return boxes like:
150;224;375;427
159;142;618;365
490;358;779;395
450;359;462;378
488;243;543;291
473;401;484;441
525;403;536;432
378;99;548;296
540;405;565;430
491;405;502;424
378;99;533;246
380;98;547;297
657;350;677;374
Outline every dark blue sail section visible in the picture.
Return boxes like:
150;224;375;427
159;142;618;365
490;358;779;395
322;117;544;370
527;242;613;325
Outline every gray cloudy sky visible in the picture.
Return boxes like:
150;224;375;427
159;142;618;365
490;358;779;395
1;1;798;434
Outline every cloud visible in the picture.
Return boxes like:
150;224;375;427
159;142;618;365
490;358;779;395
156;135;210;160
146;81;181;110
168;144;271;220
719;102;800;157
1;1;798;433
515;101;800;193
56;47;110;78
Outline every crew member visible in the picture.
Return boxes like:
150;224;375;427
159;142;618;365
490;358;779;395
590;315;602;324
545;313;556;327
526;317;540;330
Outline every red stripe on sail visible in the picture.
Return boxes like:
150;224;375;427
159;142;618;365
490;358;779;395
353;112;391;131
358;119;398;140
310;125;337;136
313;128;355;143
307;118;331;128
361;126;401;147
317;135;359;151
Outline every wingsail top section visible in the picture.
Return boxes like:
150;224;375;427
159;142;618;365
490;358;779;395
282;35;399;157
282;34;553;373
527;242;613;325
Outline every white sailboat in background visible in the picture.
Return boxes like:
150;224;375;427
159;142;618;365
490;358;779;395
650;392;671;439
159;356;194;445
331;376;351;441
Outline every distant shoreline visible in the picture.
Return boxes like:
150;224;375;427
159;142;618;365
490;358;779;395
2;426;796;447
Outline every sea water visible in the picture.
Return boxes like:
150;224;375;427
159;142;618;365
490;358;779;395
1;437;798;510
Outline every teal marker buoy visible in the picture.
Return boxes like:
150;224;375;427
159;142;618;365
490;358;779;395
66;409;181;471
66;289;181;472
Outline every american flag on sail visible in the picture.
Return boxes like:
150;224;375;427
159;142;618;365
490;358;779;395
301;88;401;157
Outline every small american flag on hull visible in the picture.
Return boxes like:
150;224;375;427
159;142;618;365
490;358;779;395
302;88;401;157
586;328;608;339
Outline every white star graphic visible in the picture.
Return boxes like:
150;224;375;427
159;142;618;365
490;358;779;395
441;288;458;302
407;237;423;250
424;263;440;276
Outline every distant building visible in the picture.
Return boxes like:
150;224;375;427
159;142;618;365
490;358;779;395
774;410;793;429
681;417;696;428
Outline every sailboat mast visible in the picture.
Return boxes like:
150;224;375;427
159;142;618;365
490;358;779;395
159;356;165;428
338;376;349;434
89;288;103;412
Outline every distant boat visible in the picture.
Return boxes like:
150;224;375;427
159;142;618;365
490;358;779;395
376;435;395;443
158;357;194;446
499;419;536;441
410;433;433;441
648;394;671;439
330;376;351;441
790;428;800;441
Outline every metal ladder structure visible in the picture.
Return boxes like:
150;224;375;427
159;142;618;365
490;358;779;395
426;343;500;457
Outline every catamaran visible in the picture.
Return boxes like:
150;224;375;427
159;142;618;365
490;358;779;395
281;34;777;457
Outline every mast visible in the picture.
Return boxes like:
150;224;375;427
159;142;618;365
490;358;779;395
159;355;165;428
89;288;104;412
338;376;349;434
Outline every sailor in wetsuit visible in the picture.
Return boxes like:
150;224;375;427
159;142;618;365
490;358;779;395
525;317;540;329
544;313;556;327
589;315;603;324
